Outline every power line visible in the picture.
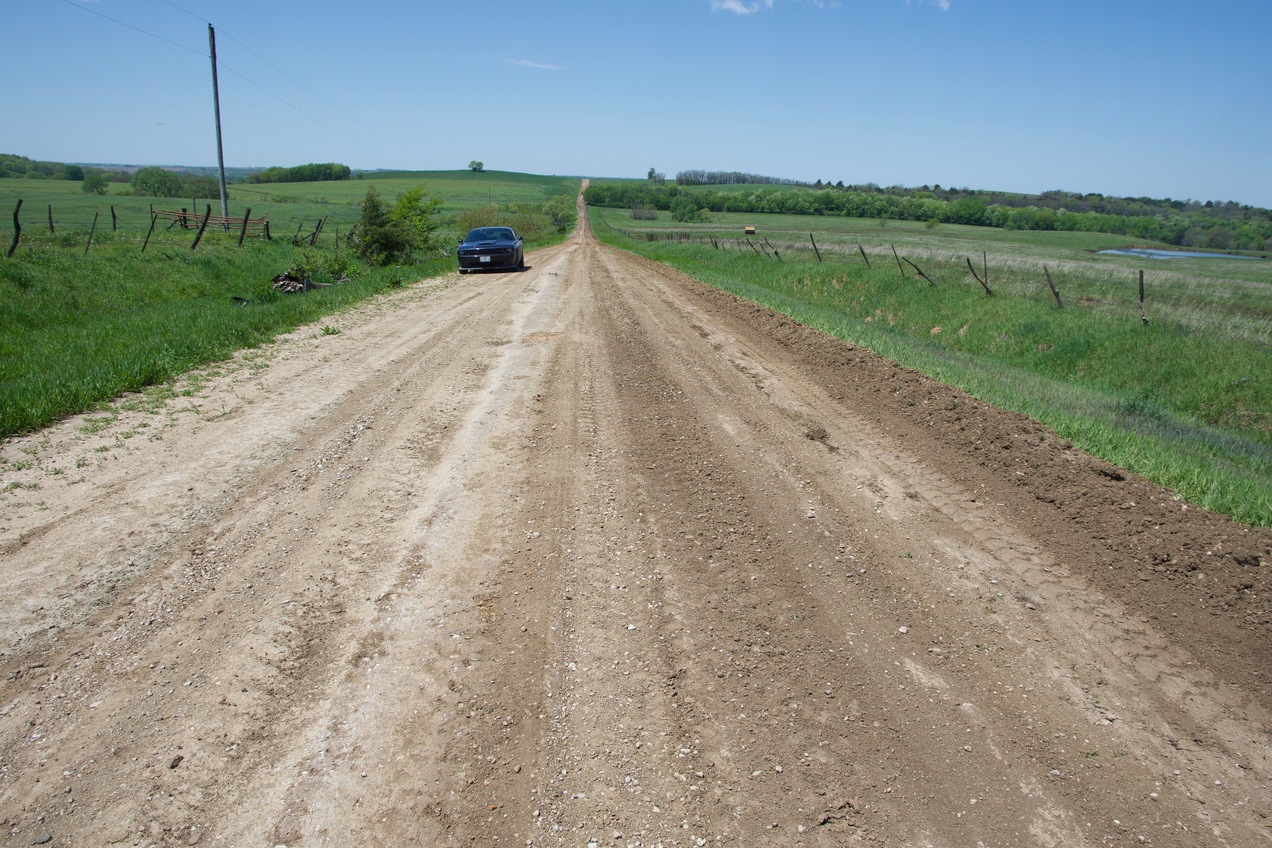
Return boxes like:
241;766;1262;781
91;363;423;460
152;0;423;165
216;62;400;168
154;0;207;25
55;0;411;168
55;0;203;57
154;0;414;158
218;29;426;164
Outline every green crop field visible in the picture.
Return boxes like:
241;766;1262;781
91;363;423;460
589;204;1272;526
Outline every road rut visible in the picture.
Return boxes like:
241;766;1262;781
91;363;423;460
2;195;1269;847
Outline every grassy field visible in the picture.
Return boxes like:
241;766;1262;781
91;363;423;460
0;171;579;440
590;205;1272;527
0;170;580;245
0;234;452;438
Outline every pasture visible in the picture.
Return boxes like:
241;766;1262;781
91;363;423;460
0;170;581;244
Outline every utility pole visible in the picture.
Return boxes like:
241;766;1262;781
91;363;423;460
209;24;229;218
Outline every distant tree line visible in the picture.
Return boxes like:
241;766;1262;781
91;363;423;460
586;180;1272;251
245;162;352;184
3;153;92;180
124;166;220;200
675;170;809;187
2;153;130;194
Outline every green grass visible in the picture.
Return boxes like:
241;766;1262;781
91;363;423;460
0;170;579;438
0;232;452;436
590;205;1272;527
1;170;581;245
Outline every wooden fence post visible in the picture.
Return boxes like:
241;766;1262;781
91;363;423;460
7;199;21;257
810;233;822;262
891;244;904;276
48;204;55;234
142;211;158;253
1044;266;1064;308
238;207;252;246
902;256;938;286
85;212;99;255
857;243;871;268
110;206;118;231
190;205;212;250
966;256;992;295
1138;269;1149;325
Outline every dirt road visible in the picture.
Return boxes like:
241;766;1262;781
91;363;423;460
2;195;1269;847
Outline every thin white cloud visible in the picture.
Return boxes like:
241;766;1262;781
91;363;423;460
710;0;775;14
905;0;951;9
507;59;567;71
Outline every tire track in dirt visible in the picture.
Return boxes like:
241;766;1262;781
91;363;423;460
1;243;579;845
1;193;1268;848
615;250;1272;827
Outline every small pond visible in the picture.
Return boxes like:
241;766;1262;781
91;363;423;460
1099;248;1261;260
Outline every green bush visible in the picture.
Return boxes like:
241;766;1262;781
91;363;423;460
456;202;559;242
350;184;443;265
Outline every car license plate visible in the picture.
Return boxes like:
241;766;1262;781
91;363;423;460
480;255;491;263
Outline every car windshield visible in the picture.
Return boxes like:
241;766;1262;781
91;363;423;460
466;228;514;242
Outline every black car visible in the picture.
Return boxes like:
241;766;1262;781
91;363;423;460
457;226;525;273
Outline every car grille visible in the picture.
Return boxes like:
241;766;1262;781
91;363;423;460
460;247;513;256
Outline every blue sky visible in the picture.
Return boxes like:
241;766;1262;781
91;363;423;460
5;0;1271;206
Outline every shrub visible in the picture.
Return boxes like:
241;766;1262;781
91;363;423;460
350;185;443;265
457;201;565;241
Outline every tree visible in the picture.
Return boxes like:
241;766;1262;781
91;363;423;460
670;195;708;223
352;187;403;264
388;185;444;255
544;194;577;232
351;184;444;265
82;171;109;195
647;168;665;184
186;175;221;199
130;166;184;198
246;162;351;184
469;160;485;172
1203;226;1234;250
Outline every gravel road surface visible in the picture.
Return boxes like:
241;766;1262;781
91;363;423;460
2;192;1269;847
